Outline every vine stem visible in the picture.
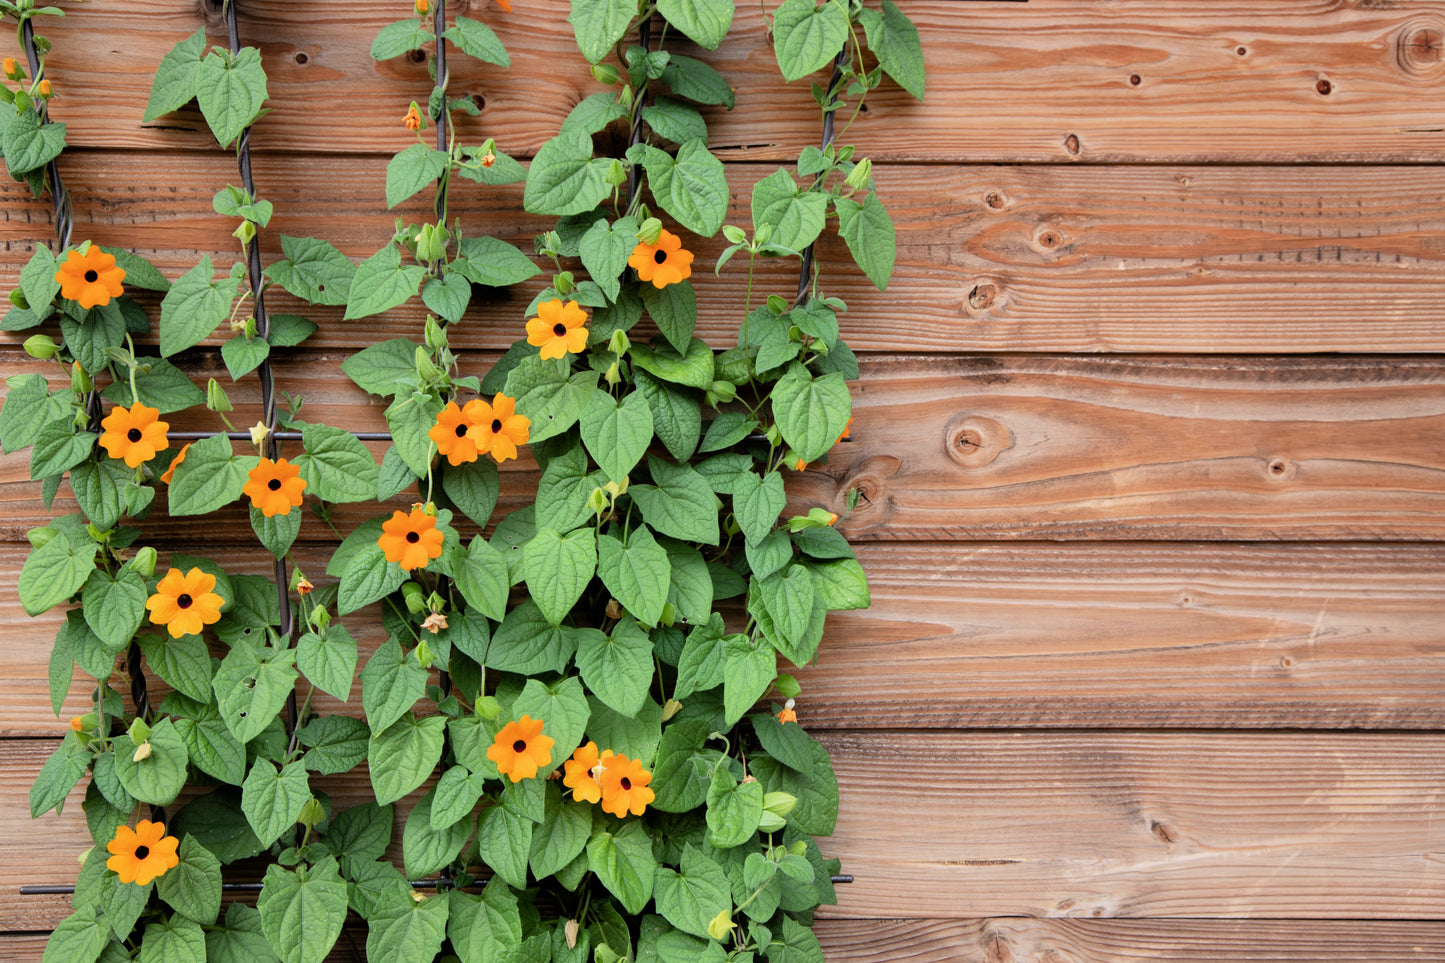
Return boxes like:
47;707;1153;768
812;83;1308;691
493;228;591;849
431;0;453;709
794;45;849;308
224;1;297;736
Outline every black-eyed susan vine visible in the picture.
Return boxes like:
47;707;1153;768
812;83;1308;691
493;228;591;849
4;0;925;961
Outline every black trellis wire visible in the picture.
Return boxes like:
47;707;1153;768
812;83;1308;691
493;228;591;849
794;45;850;309
20;874;851;896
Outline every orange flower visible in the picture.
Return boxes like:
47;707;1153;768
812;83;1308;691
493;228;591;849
54;246;126;310
465;392;529;465
599;753;654;817
823;512;838;527
69;716;84;732
106;820;180;885
36;78;51;98
792;457;807;471
777;698;798;725
160;442;189;485
628;229;693;289
378;507;445;571
525;299;589;360
495;0;511;10
296;575;314;596
243;457;307;517
428;399;490;466
415;0;429;13
481;151;496;168
837;416;853;443
562;741;612;804
99;403;169;469
2;58;17;79
145;567;225;639
486;714;554;782
403;104;422;131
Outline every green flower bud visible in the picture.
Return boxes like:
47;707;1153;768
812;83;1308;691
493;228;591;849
128;546;158;579
23;334;59;359
553;271;575;295
477;695;502;720
636;217;663;246
587;486;608;515
70;362;93;394
128;717;152;746
206;377;234;413
774;673;801;698
843;157;873;191
709;380;736;403
661;698;683;722
762;791;798;817
756;810;787;833
607;329;631;356
787;840;809;857
604;360;620;386
297;797;325;830
706;910;736;941
424;315;447;351
721;224;748;245
414;222;447;263
233;219;257;245
402;581;426;615
604;159;628;187
591;63;620;85
415;636;434;669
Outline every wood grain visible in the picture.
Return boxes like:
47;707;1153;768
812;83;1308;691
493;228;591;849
3;352;1443;541
3;542;1443;736
9;919;1445;961
6;730;1444;929
28;1;1445;162
8;156;1445;354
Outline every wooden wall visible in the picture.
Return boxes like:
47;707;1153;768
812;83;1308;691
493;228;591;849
3;1;1445;959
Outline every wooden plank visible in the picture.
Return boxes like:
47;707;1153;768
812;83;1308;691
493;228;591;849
9;919;1445;962
6;730;1443;928
28;1;1445;162
3;542;1443;736
3;352;1444;541
8;156;1445;354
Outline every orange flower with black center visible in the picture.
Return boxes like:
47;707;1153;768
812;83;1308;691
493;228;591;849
145;567;225;639
599;752;655;817
486;714;554;782
54;246;125;310
106;820;180;885
525;299;589;360
465;392;529;465
628;229;694;289
403;104;422;131
99;403;169;469
160;442;189;485
428;399;490;466
378;506;445;571
562;741;613;804
837;416;853;443
243;457;307;517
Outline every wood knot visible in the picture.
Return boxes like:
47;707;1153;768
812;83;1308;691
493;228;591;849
1063;133;1081;156
293;51;310;66
1150;820;1176;844
967;281;998;312
945;415;1011;469
1279;655;1295;669
1128;73;1141;86
1266;456;1295;480
984;191;1007;210
1397;19;1445;77
407;48;428;64
1315;78;1333;95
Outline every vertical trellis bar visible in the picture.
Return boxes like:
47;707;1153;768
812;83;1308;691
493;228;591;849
794;46;850;308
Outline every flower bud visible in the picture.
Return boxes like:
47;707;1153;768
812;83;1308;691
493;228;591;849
23;334;59;359
2;57;19;81
709;380;736;403
128;718;151;746
477;695;502;720
424;315;447;351
843;157;873;191
607;329;631;356
249;420;271;449
661;698;683;722
402;581;426;615
36;78;50;99
591;63;620;85
636;217;663;246
788;840;808;857
414;222;447;264
128;546;158;579
132;741;152;763
604;158;628;187
70;362;92;394
297;797;325;829
775;673;801;698
206;378;233;413
603;360;620;386
721;224;748;245
756;809;786;833
414;0;429;14
605;599;623;620
762;790;798;817
587;487;608;515
706;910;736;941
564;919;580;949
415;636;435;669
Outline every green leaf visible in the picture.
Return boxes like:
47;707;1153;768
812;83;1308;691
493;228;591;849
386;143;450;209
297;715;370;775
113;716;189;805
523;129;614;216
447;881;523;963
629;456;720;545
19;530;96;617
770;363;851;463
752;168;827;252
454;235;541;287
368;712;446;806
523;526;597;625
196;47;268;148
529;782;591;879
444;16;511;66
630;140;729;237
144;28;207;120
451;535;508;623
138;915;206;963
156;835;223;925
295;627;357;701
706;765;763;848
674;619;726;700
336;545;403;616
653;845;731;938
213;185;274;227
629;337;714;389
241;759;311;846
317;801;392;872
568;0;635;63
170;789;263;864
587;820;656;914
733;470;786;545
772;0;849;82
30;732;87;818
578;217;632;302
344;244;426;320
641;96;708;146
860;0;926;100
371;19;433;60
221;332;270;380
29;419;94;480
361;636;428;732
429;766;485;831
580;388;653;484
257;857;349;963
422;271;471;323
586;695;663;765
660;54;735;108
0;373;66;453
140;633;213;704
172;703;245;785
657;0;731;47
19;245;60;311
597;527;670;627
723;635;776;726
536;443;606;535
167;432;255;516
159;255;241;356
665;543;713;627
368;890;451;963
386;389;446;477
834;191;896;291
749;738;837;837
104;248;172;293
341;337;418;397
640;282;697;354
487;599;577;675
477;803;533;889
577;616;653;715
264;235;354;306
67;459;132;533
802;555;870;610
650;722;724;813
42;902;110;963
81;567;145;649
294;422;379;502
213;644;299;744
505;356;599;444
60;301;126;374
100;358;206;413
511;675;590;778
402;785;472;878
206;904;280;963
252;503;301;559
2;107;66;175
265;313;317;347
